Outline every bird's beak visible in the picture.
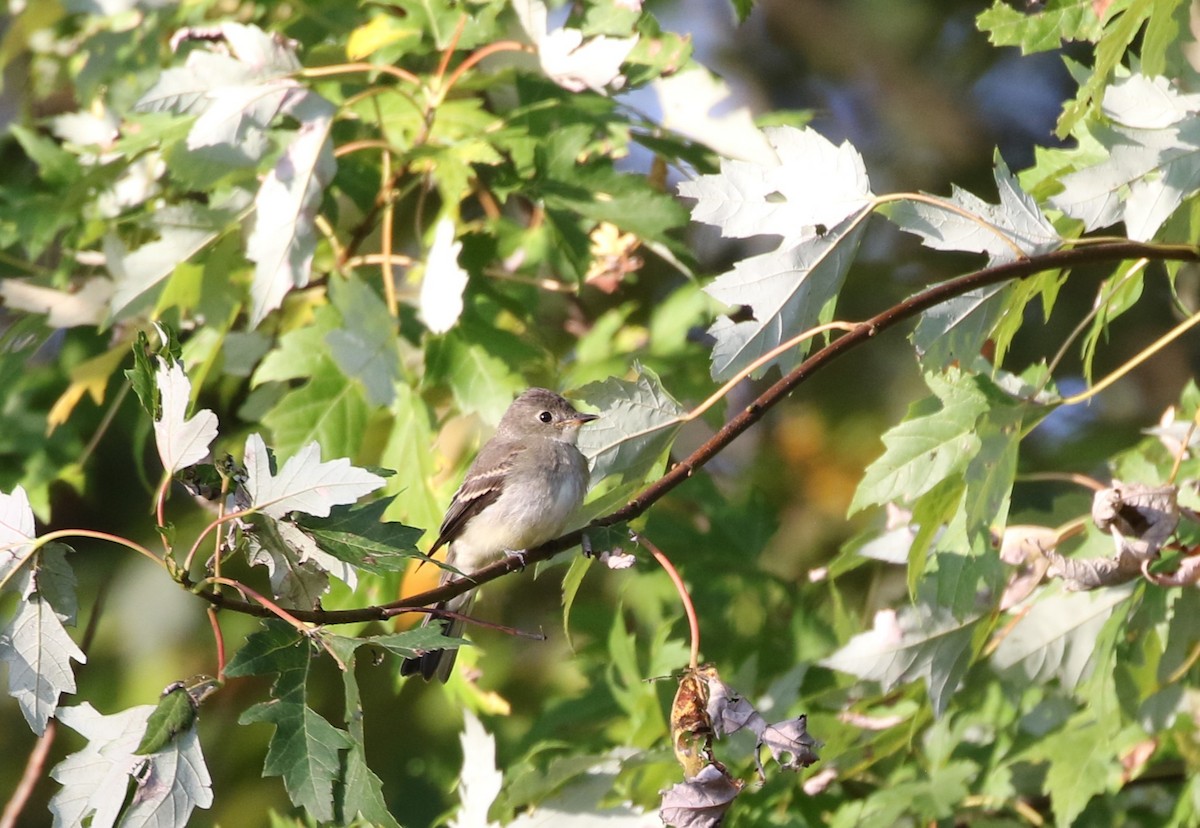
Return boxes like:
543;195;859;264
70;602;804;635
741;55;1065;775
571;412;600;425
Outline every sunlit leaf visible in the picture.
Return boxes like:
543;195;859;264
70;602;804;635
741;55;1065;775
991;582;1135;689
888;156;1061;265
976;0;1103;54
709;213;865;381
0;486;38;592
0;549;85;735
678;125;873;244
49;702;213;828
820;601;980;716
418;218;470;334
153;358;218;476
449;712;503;828
246;91;336;325
243;434;385;519
576;368;685;484
849;370;989;515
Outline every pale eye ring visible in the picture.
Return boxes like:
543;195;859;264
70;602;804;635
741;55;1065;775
538;410;553;424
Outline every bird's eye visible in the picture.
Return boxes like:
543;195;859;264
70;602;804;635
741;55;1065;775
538;410;553;423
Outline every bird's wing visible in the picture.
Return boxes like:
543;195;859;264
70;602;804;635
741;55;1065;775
429;441;522;555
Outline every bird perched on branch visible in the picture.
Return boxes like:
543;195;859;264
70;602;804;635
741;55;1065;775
401;388;599;682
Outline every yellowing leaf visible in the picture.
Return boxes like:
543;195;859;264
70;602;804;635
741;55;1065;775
46;345;129;433
346;16;416;60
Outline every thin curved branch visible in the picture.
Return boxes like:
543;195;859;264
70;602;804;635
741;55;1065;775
193;240;1200;624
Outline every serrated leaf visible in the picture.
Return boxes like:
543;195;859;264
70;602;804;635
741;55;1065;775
329;636;401;828
153;359;218;476
650;67;775;163
888;156;1060;265
240;703;351;822
246;91;336;325
425;329;527;424
1029;718;1143;827
121;724;214;828
575;368;685;483
0;485;37;592
976;0;1103;54
991;582;1135;690
0;566;86;735
450;712;503;828
849;370;989;515
246;516;334;609
135;686;198;756
353;625;470;659
50;704;155;828
228;623;351;822
1052;120;1200;240
136;23;302;166
261;360;371;460
294;497;424;575
1101;73;1200;129
106;202;235;319
707;212;866;381
49;702;213;828
243;433;385;519
678;125;873;244
1056;0;1154;137
911;283;1011;370
820;601;980;716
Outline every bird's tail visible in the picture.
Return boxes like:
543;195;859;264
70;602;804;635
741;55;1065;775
399;590;473;682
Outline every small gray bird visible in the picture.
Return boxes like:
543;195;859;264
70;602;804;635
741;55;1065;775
400;388;599;682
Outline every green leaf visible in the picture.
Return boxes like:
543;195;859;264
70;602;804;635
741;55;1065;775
424;327;527;424
976;0;1103;54
262;352;371;459
378;385;443;533
229;624;351;822
135;684;197;756
849;370;989;515
326;275;400;406
820;598;981;716
561;553;593;649
327;637;401;828
991;582;1135;689
576;368;685;484
1057;0;1155;137
353;625;470;659
1033;718;1137;827
294;497;424;575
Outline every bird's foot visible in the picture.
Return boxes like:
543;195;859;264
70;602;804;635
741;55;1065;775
505;548;530;570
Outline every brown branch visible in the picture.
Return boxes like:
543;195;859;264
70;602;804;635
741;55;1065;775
192;240;1200;624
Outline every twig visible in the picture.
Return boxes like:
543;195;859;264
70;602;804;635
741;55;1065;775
632;532;700;669
0;722;56;828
